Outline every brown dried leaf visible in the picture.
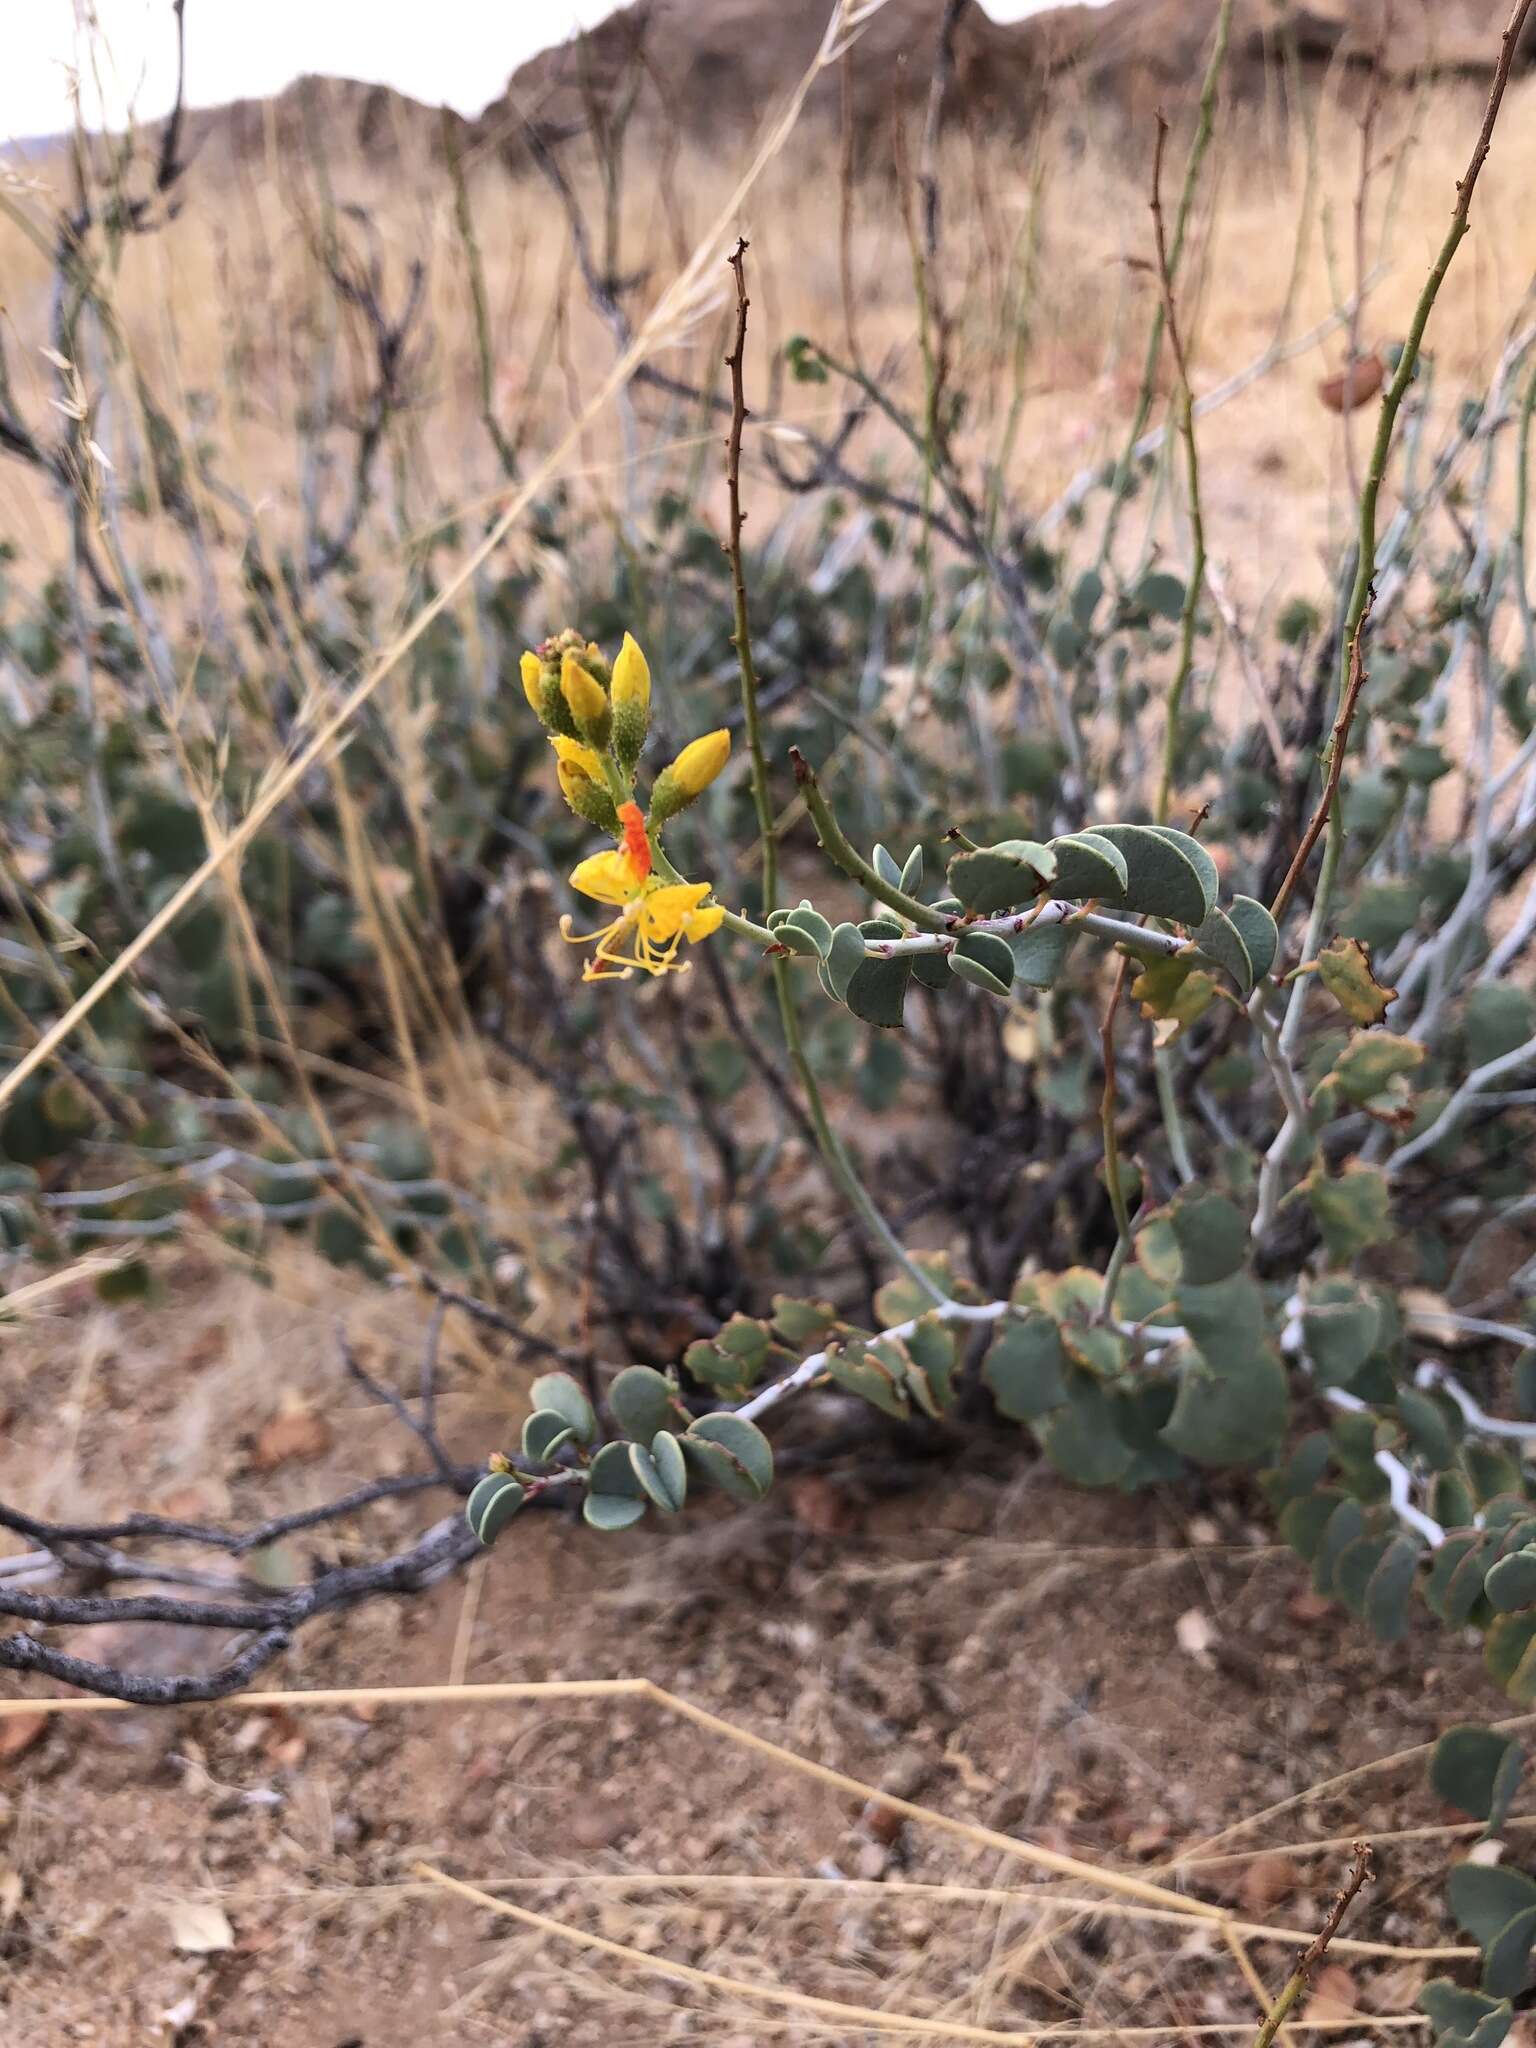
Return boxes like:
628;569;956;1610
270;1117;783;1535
0;1711;47;1764
860;1798;906;1848
1240;1853;1301;1917
1288;1588;1335;1624
1307;1964;1359;2025
1318;352;1385;414
788;1475;855;1536
251;1395;333;1472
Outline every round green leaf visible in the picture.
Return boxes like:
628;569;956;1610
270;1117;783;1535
1192;907;1254;993
1092;824;1212;924
1430;1726;1526;1827
588;1439;646;1498
1486;1547;1536;1614
947;840;1057;915
608;1365;679;1442
529;1371;596;1444
823;921;868;1002
1483;1904;1536;2000
949;930;1015;998
583;1491;646;1532
629;1429;687;1513
684;1412;773;1501
1047;830;1128;901
983;1312;1068;1421
522;1410;576;1464
1228;895;1279;983
466;1472;525;1547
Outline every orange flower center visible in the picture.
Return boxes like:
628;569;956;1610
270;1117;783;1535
617;800;652;882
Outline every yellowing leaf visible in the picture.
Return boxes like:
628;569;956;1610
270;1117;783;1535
1315;935;1396;1026
1131;956;1218;1043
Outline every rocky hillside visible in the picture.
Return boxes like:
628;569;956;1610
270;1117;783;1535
177;74;466;176
115;0;1536;185
481;0;1536;159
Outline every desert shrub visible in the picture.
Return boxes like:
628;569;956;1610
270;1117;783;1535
1;0;1535;1900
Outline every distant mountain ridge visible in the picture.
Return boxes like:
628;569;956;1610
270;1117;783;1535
482;0;1536;159
56;0;1536;179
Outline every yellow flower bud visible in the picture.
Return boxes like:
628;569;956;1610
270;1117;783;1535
648;728;732;825
550;736;617;830
519;650;544;716
560;649;611;748
610;632;651;770
667;728;731;800
550;734;604;782
611;632;651;713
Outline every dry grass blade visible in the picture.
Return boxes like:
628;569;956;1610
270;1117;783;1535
0;0;888;1117
414;1864;1432;2046
265;1870;1473;1961
0;1671;1479;1962
0;1675;1214;1916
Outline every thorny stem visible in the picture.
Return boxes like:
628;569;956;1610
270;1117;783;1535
441;111;518;481
1251;1844;1375;2048
721;242;945;1307
1515;345;1536;684
1269;593;1374;928
776;987;946;1302
724;240;779;920
1099;0;1234;572
1250;6;1533;1228
1306;0;1535;942
789;748;949;932
1149;111;1209;829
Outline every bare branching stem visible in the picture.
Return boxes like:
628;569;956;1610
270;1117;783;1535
1251;1845;1375;2048
790;748;948;932
1099;0;1234;569
723;246;942;1304
442;111;518;481
724;239;779;918
1269;592;1374;926
1149;111;1209;827
1307;0;1536;936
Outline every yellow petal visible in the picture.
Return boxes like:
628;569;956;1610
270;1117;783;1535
635;886;706;942
519;650;544;714
682;903;725;942
666;728;731;800
569;849;642;905
611;631;651;711
643;881;712;921
560;651;609;728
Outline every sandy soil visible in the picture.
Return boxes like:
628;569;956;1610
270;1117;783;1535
0;1251;1509;2046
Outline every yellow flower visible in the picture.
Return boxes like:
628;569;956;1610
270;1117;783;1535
562;833;724;981
651;727;731;822
611;632;651;712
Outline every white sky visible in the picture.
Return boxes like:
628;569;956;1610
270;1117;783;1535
0;0;1088;144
